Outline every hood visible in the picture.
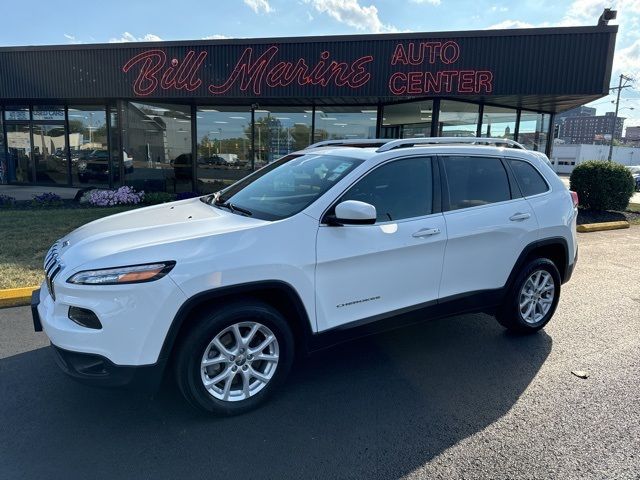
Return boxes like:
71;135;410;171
56;198;266;271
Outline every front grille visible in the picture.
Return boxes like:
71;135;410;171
44;242;63;301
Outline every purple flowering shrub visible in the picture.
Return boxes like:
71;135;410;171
0;194;16;208
31;192;64;207
85;186;144;207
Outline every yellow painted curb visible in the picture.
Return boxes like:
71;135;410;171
577;221;630;233
0;286;39;308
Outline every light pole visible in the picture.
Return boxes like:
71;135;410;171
608;74;634;161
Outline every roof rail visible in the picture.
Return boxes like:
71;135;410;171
375;137;526;153
305;139;390;149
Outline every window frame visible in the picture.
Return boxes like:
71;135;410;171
504;157;551;199
321;155;441;225
439;154;519;213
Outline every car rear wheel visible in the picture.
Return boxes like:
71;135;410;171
496;258;561;333
174;300;294;415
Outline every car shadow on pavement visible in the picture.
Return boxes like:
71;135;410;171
0;313;551;480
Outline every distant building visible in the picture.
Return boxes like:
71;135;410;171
560;112;625;145
551;144;640;174
625;126;640;141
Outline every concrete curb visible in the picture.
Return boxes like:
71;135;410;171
0;286;39;308
577;221;630;233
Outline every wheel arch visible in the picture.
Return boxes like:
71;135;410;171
506;237;569;290
158;280;314;366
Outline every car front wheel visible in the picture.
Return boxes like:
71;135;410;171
175;301;294;415
496;258;561;333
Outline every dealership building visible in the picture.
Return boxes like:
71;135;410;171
0;24;617;194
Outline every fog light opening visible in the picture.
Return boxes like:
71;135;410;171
68;306;103;330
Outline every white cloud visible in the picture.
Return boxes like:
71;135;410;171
109;32;163;43
243;0;274;14
487;19;538;29
614;37;640;82
63;33;81;44
410;0;441;5
305;0;399;33
203;34;231;40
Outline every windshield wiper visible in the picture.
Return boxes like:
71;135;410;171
213;200;253;217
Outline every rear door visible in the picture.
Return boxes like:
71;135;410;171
315;156;447;331
438;154;539;299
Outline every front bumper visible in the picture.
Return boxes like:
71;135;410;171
31;288;165;391
35;274;186;366
50;344;165;391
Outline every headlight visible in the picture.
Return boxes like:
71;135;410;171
67;261;176;285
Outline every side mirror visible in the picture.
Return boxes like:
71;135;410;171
328;200;377;225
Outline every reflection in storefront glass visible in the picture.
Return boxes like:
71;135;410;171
196;107;252;195
32;106;65;122
438;100;479;136
121;102;193;193
31;124;67;185
68;106;108;187
518;111;550;152
254;107;312;167
0;113;5;184
313;106;377;142
4;106;29;121
382;101;433;138
481;105;517;139
6;124;31;183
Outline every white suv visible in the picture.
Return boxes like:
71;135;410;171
32;137;578;415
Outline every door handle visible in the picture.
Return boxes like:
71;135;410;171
509;212;531;221
412;227;441;238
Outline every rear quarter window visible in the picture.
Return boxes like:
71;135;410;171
507;159;549;197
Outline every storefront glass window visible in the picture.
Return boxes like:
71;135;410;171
31;124;67;184
381;101;433;138
6;124;31;182
32;106;65;122
480;105;517;139
196;107;252;195
518;111;550;152
438;100;479;137
4;106;29;121
254;107;312;167
68;106;108;186
121;102;193;193
0;112;6;184
109;106;121;187
313;106;377;142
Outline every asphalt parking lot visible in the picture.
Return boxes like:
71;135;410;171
1;227;639;479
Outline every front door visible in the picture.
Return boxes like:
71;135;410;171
315;156;447;331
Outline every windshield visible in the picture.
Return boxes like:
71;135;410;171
207;153;363;220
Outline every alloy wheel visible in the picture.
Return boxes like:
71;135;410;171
518;270;555;324
200;321;279;402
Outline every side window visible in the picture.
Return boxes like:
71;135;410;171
507;159;549;197
443;156;511;211
339;157;433;222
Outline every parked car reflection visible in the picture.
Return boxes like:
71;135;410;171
77;149;133;183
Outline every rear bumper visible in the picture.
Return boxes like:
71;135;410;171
563;245;578;284
50;344;166;392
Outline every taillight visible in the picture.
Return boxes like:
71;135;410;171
570;190;579;208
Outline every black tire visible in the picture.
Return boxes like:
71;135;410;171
496;258;561;333
174;300;294;415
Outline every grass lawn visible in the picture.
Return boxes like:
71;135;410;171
0;207;135;290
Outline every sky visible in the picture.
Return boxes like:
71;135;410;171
1;0;639;129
